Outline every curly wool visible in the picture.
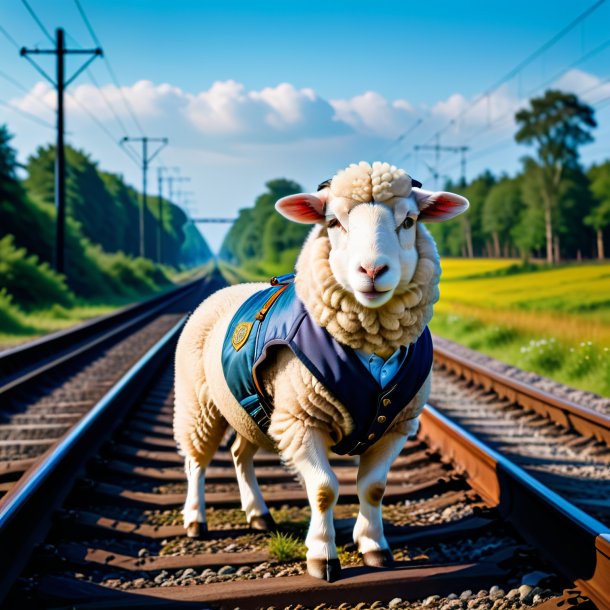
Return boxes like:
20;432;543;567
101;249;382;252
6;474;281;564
330;161;413;203
295;224;441;358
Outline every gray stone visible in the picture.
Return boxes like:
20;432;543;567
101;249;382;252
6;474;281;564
489;586;504;600
506;589;520;600
422;596;439;607
236;566;252;576
518;584;533;601
460;590;473;600
447;594;458;600
153;571;169;584
389;598;403;608
137;548;149;558
477;590;488;598
180;568;197;580
263;572;272;578
521;586;543;605
218;565;236;576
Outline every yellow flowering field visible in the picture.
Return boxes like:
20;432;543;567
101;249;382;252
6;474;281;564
431;259;610;396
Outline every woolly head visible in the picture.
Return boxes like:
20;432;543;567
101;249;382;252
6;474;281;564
276;161;469;308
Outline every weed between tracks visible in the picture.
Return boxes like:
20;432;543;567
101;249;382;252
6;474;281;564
268;532;306;562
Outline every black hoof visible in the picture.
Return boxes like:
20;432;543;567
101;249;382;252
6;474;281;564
307;558;342;582
249;513;277;532
362;549;394;568
186;521;208;539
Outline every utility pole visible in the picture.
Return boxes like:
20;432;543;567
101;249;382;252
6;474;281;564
121;137;168;258
166;175;190;210
414;142;469;188
21;28;102;274
156;166;179;264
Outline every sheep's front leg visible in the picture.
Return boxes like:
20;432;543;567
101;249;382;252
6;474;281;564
354;430;409;567
231;434;276;530
291;428;341;582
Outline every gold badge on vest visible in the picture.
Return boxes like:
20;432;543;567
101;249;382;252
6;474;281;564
232;322;253;351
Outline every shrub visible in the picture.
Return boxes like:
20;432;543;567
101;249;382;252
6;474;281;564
564;341;598;379
519;338;565;373
0;289;32;334
0;235;74;310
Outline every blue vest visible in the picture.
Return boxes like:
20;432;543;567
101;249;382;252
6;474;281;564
221;276;433;456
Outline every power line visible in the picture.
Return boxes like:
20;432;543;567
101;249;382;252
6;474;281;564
21;0;54;45
74;0;145;136
0;25;21;50
0;98;55;129
62;30;142;163
425;0;608;145
0;68;56;114
64;90;140;167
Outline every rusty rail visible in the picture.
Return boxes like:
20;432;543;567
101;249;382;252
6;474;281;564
433;343;610;445
420;405;610;610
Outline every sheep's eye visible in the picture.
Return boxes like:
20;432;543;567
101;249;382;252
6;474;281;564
402;217;415;229
327;218;344;231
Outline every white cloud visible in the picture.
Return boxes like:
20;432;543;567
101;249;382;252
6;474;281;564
330;91;416;137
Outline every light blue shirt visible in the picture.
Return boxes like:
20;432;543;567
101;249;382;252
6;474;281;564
355;345;410;388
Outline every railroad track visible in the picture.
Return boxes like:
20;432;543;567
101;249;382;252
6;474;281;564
0;269;225;505
1;304;608;607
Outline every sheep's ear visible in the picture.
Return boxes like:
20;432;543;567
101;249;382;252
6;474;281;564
275;192;326;224
413;188;469;223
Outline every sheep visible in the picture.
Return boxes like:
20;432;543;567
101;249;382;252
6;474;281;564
173;160;469;582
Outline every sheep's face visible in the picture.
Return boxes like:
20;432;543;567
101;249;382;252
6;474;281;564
324;196;419;307
276;161;469;309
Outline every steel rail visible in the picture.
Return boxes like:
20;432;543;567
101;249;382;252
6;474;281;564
420;404;610;609
0;277;201;397
433;343;610;445
0;316;186;604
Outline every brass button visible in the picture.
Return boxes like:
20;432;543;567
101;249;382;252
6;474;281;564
368;433;376;441
377;415;387;424
382;398;391;407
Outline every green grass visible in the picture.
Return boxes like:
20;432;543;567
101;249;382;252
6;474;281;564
434;260;610;395
0;262;214;348
267;531;306;562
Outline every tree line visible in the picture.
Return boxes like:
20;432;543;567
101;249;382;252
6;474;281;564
221;90;610;269
0;124;212;312
431;90;608;262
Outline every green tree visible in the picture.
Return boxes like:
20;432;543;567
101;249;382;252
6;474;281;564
482;177;523;257
460;171;495;257
515;90;596;263
220;178;307;273
586;161;610;260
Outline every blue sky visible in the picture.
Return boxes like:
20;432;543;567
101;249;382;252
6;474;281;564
2;0;610;251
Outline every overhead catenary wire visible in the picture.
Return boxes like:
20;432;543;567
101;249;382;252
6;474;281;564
0;24;21;50
0;98;55;129
74;0;145;136
420;0;608;148
21;0;54;45
0;68;56;114
65;91;141;167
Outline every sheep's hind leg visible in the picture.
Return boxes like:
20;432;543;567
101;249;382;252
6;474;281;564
181;399;228;538
231;434;276;530
290;428;341;582
353;431;408;567
183;456;207;538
